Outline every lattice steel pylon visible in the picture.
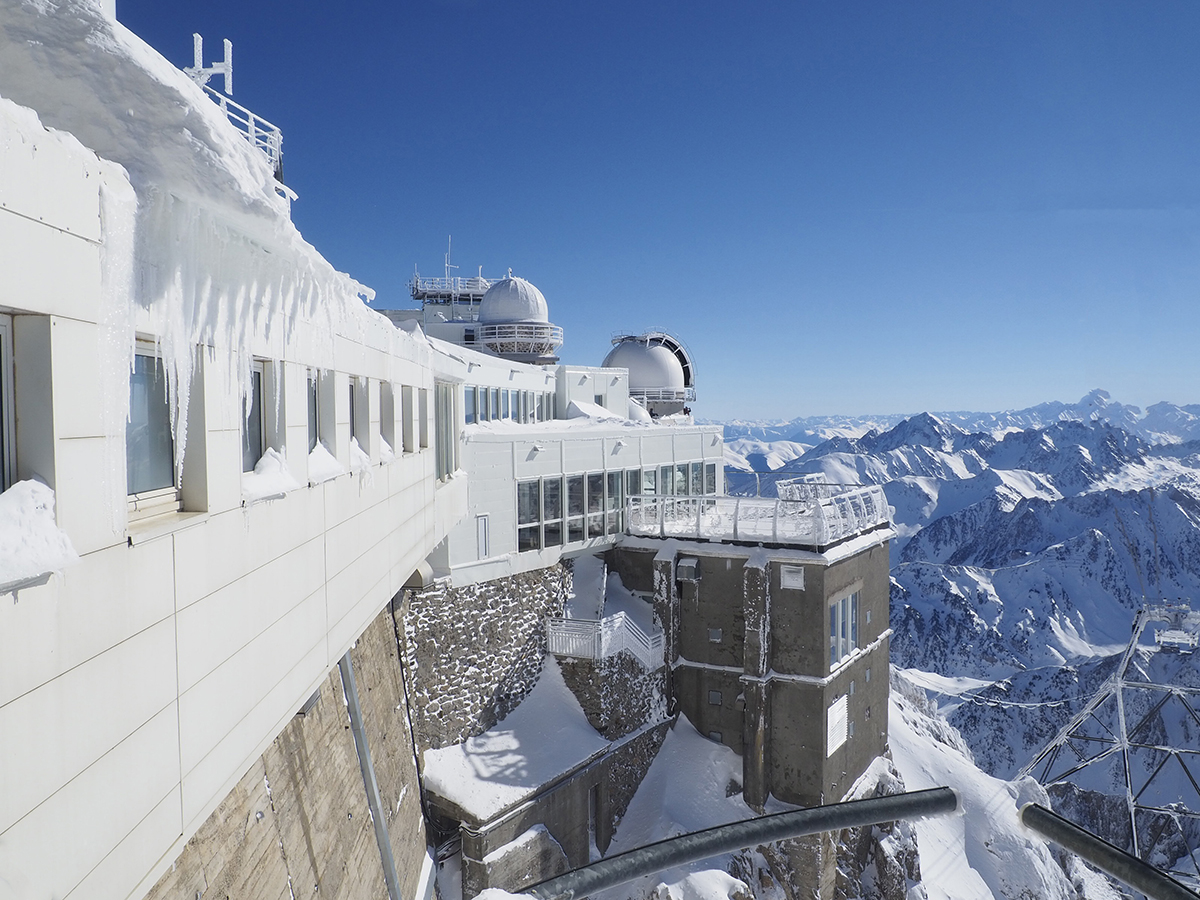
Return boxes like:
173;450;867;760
1018;601;1200;881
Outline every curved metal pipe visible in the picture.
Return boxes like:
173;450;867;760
1020;803;1200;900
528;787;959;900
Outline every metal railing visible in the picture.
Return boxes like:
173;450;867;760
626;485;891;547
203;84;283;179
410;275;494;299
479;322;564;355
630;388;697;402
546;612;664;671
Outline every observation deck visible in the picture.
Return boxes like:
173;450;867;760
626;483;891;549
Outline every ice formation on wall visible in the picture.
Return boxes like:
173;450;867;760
0;0;426;516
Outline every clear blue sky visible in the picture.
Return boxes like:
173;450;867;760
116;0;1200;421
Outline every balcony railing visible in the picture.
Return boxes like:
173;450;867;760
630;388;697;403
203;84;283;180
479;322;564;356
625;485;891;548
546;612;664;671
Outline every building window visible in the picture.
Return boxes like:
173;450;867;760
587;472;605;538
242;362;265;473
660;465;673;496
543;477;564;547
380;382;395;456
434;382;456;480
419;388;430;449
127;349;180;516
690;461;702;495
626;469;640;500
567;475;585;542
502;389;510;420
866;608;872;625
491;388;501;422
708;690;722;706
705;462;717;494
307;369;320;452
349;380;358;443
517;479;541;551
401;385;415;453
606;470;622;533
642;468;657;496
464;386;476;425
708;628;723;643
0;314;13;492
708;731;722;743
865;667;871;683
675;463;689;495
829;590;860;669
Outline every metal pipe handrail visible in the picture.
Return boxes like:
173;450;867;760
527;787;960;900
1020;803;1200;900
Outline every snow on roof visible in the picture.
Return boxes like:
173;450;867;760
422;657;608;822
0;1;413;507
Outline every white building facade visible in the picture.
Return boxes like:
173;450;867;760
0;5;725;899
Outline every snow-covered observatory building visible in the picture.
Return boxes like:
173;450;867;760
390;271;563;365
603;331;695;417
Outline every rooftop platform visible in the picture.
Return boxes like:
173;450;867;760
625;483;892;550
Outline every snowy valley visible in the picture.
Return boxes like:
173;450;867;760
719;389;1200;896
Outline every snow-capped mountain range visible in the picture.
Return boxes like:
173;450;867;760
722;389;1200;881
718;389;1200;465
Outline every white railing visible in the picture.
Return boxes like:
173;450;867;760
630;388;697;402
546;612;664;670
625;485;891;547
410;276;494;298
203;84;283;177
479;323;564;355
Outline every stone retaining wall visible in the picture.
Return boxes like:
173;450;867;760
399;565;571;751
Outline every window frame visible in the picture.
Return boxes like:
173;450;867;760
242;360;266;473
0;314;14;492
829;588;862;670
127;343;182;520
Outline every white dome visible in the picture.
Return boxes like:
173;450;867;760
478;276;549;324
603;340;686;391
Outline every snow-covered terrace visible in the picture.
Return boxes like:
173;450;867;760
626;483;891;547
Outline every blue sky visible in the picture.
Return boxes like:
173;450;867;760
117;0;1200;420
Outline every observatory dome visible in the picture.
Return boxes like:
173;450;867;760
602;340;686;391
478;276;549;324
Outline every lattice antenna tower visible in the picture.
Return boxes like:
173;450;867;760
1018;601;1200;884
184;33;233;95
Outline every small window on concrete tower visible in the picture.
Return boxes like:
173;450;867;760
708;690;722;706
708;628;723;643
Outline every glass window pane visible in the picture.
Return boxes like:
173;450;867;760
543;520;563;547
676;463;689;495
587;473;604;513
588;513;605;538
127;354;174;494
518;525;541;552
464;387;476;424
502;390;510;419
517;481;541;525
626;470;639;498
492;388;501;420
607;472;621;510
568;517;585;543
851;592;860;648
705;463;717;494
830;603;838;666
643;469;657;495
660;466;673;495
690;462;702;495
308;372;318;452
242;369;264;472
567;476;585;516
543;477;562;520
